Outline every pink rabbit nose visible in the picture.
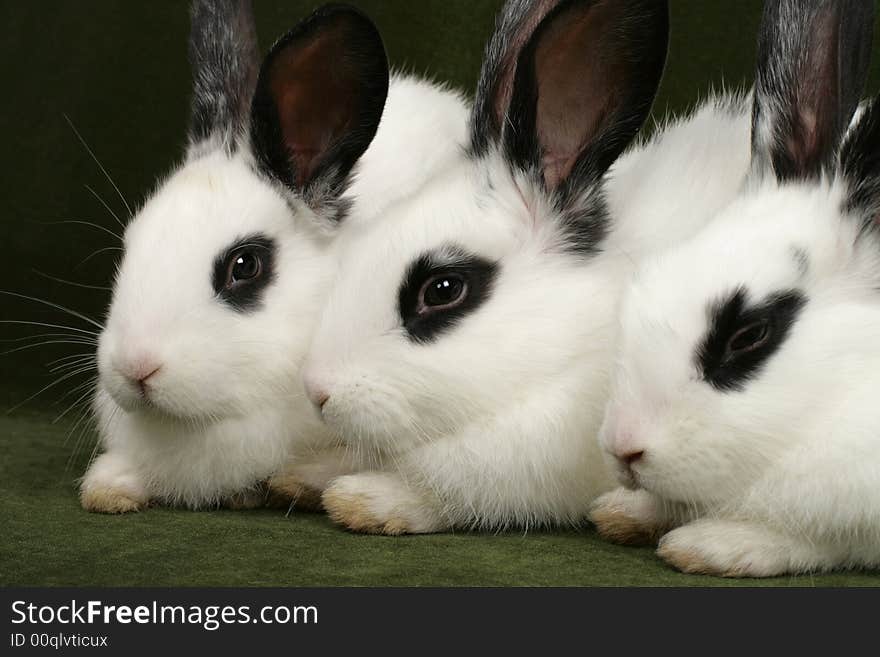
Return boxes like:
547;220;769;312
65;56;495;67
304;380;330;410
133;366;161;395
311;389;330;410
618;450;644;465
119;358;162;395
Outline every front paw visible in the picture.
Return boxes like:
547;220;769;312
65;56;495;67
80;486;147;514
657;520;794;578
589;488;667;546
265;474;323;513
322;472;447;535
80;452;148;514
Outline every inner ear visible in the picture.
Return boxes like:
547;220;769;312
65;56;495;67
776;12;842;180
471;0;560;154
752;0;873;182
505;0;669;194
250;6;389;204
267;41;354;189
532;4;619;188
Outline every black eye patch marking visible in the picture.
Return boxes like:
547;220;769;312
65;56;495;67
211;234;276;312
697;288;806;392
398;245;498;343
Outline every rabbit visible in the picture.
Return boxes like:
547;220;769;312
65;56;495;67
589;0;880;577
298;0;755;535
79;1;469;513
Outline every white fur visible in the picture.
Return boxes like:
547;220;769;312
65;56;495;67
303;97;752;532
81;75;469;510
597;172;880;576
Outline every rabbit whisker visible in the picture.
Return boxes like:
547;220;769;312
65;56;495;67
84;183;127;231
0;291;104;330
63;112;133;218
35;219;122;243
6;365;97;414
0;320;100;337
76;245;123;268
31;269;112;292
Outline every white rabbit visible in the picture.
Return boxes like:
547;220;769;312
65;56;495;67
300;0;754;534
80;1;468;512
590;0;880;576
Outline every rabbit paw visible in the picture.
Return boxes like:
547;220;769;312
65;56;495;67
80;486;147;514
322;472;447;535
222;487;271;511
589;488;667;546
80;453;148;514
265;473;323;513
657;520;797;577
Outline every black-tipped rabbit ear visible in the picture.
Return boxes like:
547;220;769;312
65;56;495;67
188;0;260;156
470;0;669;193
249;4;389;218
751;0;873;183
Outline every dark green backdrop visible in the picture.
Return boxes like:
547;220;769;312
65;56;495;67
2;1;879;586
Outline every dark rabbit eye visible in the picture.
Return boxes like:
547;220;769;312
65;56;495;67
699;289;806;392
212;235;276;313
420;274;467;311
226;250;262;287
725;319;771;359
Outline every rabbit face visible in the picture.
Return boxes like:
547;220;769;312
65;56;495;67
98;152;330;421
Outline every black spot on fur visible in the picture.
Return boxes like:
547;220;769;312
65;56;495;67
212;234;276;312
398;246;498;343
697;288;806;392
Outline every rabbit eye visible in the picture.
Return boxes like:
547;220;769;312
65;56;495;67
212;234;276;312
227;251;262;287
398;247;499;343
725;319;771;358
698;288;806;392
420;274;467;311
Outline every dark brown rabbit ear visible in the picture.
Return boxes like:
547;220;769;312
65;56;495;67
841;95;880;231
750;0;873;183
187;0;260;156
470;0;669;193
249;4;389;219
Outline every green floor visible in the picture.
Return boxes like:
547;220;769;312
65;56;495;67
2;404;879;587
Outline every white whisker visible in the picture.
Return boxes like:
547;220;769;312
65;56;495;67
76;246;123;268
36;219;122;243
6;365;96;414
31;269;112;292
0;291;104;330
63;113;133;218
1;339;98;357
0;320;99;337
84;183;126;231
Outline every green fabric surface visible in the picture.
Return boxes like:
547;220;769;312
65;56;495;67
2;407;879;587
3;1;880;586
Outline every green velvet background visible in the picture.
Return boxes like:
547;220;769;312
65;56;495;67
2;1;880;586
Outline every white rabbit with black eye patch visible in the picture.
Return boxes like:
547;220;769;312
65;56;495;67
301;0;755;535
590;0;880;577
80;1;469;513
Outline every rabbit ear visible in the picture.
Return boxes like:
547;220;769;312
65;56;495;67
187;0;260;157
249;4;389;219
841;96;880;229
470;0;669;194
750;0;873;183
